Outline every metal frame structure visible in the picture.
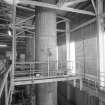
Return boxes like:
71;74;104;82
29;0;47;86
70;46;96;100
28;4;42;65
19;0;95;16
0;0;105;105
57;0;88;7
10;0;81;84
0;66;13;105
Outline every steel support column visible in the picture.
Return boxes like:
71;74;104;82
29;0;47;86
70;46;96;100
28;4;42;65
96;0;105;89
12;0;17;95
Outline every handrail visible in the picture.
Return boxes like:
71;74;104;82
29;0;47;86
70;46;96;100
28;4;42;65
15;61;105;84
16;60;72;64
15;61;74;79
0;65;12;97
15;61;105;90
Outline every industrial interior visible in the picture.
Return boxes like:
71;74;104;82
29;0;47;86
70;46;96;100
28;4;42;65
0;0;105;105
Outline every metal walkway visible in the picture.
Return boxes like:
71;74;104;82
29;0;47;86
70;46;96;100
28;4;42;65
14;74;81;85
14;61;81;85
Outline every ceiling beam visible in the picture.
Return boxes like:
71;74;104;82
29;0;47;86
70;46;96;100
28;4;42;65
16;6;69;21
71;18;96;32
62;7;95;16
71;13;105;32
57;19;66;24
16;36;33;38
16;30;25;36
19;0;95;16
16;15;35;25
91;0;97;14
0;18;10;22
16;26;35;35
57;15;69;21
57;0;88;7
17;5;35;12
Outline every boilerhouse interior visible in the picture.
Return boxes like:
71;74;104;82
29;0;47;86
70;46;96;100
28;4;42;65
0;0;105;105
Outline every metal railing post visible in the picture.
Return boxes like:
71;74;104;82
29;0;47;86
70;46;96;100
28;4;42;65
48;57;50;77
5;80;8;105
30;63;31;79
73;79;76;87
80;78;83;91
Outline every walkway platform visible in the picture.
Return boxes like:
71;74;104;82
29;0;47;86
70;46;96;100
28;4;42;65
14;75;81;85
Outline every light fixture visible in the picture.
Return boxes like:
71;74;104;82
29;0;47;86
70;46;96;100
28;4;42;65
4;0;20;4
8;30;12;36
0;44;7;47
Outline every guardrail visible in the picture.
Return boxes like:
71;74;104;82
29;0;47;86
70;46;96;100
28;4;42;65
75;72;105;90
15;61;105;100
0;65;13;105
70;73;105;104
14;61;82;85
15;61;75;78
15;61;105;88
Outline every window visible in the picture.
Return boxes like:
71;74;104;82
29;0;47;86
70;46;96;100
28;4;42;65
67;42;76;75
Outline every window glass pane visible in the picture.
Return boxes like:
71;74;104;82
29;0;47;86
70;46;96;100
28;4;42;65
67;42;76;75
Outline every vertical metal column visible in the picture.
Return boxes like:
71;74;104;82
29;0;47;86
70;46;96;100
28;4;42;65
66;20;70;74
65;20;73;102
12;0;16;95
5;80;8;105
25;9;36;105
96;0;104;89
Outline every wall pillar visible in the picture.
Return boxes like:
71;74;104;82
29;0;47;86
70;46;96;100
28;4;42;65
36;0;57;105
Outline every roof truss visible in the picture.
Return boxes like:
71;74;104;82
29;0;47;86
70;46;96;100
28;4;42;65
57;0;88;7
91;0;97;14
19;0;96;16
